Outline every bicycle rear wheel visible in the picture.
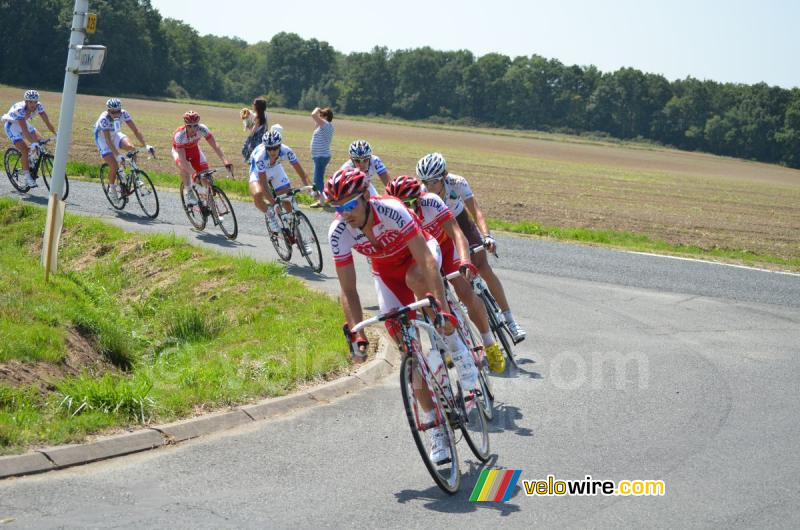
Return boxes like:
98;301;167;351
267;214;292;261
293;211;322;272
39;154;68;200
3;148;28;192
180;183;207;231
399;355;460;494
133;170;159;219
99;163;126;210
210;186;237;239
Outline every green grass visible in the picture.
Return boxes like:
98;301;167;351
488;219;800;270
0;197;346;454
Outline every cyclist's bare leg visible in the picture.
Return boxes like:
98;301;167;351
102;153;119;185
13;140;31;172
450;275;491;335
472;249;511;313
249;181;273;214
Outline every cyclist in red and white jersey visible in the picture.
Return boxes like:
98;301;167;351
2;90;57;188
337;139;391;196
385;175;507;373
172;111;232;205
417;152;527;343
326;167;477;463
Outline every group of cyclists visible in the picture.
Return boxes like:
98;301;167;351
4;89;528;465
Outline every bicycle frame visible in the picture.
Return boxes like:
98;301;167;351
270;185;314;233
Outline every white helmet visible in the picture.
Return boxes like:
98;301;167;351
263;129;282;147
106;98;122;110
415;152;447;181
23;90;39;102
349;139;372;159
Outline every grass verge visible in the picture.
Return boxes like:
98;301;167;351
488;218;800;271
0;197;346;454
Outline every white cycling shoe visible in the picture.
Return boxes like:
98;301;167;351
429;427;451;465
24;173;37;188
508;320;527;343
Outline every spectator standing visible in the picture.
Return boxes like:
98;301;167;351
310;106;334;207
241;98;268;162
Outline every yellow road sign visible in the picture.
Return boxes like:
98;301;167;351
86;13;97;33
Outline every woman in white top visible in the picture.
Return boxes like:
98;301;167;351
310;106;334;207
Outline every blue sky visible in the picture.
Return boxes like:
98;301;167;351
149;0;798;89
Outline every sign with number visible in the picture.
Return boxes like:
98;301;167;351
75;45;107;74
85;13;97;33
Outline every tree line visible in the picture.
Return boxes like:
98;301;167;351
2;0;799;168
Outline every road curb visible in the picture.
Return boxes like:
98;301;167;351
0;334;400;480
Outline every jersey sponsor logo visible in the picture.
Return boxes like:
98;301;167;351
373;202;407;229
329;221;349;256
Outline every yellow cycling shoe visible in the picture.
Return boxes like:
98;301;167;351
485;342;506;374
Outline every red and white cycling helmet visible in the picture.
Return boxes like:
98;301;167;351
183;110;201;124
385;175;422;202
325;168;368;204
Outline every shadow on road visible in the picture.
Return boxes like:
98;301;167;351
111;209;164;226
194;231;248;248
394;457;522;515
489;403;533;437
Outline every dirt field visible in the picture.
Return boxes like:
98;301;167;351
2;86;799;262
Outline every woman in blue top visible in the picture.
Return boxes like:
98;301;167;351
309;106;334;207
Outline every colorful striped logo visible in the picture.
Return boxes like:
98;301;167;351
469;469;522;501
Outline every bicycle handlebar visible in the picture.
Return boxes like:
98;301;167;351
275;185;314;201
470;240;498;259
350;297;433;334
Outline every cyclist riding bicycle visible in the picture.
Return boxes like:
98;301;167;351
248;128;311;231
385;175;507;373
417;152;527;343
2;89;57;188
93;98;155;200
337;139;391;196
326;167;477;463
172;111;232;205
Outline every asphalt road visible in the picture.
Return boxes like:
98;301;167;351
1;181;799;529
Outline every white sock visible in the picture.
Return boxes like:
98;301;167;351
481;331;495;346
502;310;515;324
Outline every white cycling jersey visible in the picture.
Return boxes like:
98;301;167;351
339;155;388;194
248;143;299;189
436;173;474;217
93;109;132;133
1;101;45;123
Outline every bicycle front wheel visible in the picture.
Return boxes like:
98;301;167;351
99;163;126;210
459;383;491;462
39;154;68;200
293;211;322;272
180;183;206;231
267;214;292;261
3;148;27;192
133;170;159;219
399;355;461;494
209;186;237;239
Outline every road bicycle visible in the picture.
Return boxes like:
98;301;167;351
470;243;519;371
4;138;69;200
180;167;238;240
99;148;159;218
265;185;323;273
345;295;490;494
442;268;495;420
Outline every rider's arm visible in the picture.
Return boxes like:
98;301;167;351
17;119;36;144
378;169;391;187
39;112;57;136
336;262;367;345
407;234;445;307
465;196;491;239
126;120;147;148
205;136;230;168
442;218;473;270
290;161;311;188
